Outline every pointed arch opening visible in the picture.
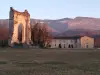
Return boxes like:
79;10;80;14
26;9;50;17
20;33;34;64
18;24;23;43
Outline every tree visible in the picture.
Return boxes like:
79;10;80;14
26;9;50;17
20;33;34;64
31;22;52;48
40;23;52;47
31;23;40;46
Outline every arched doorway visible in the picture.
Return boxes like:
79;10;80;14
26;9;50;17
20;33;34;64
68;44;74;48
86;44;88;48
68;44;71;48
13;24;24;47
64;44;65;48
18;24;23;43
59;44;62;48
71;44;73;48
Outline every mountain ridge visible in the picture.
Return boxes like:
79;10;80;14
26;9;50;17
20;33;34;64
0;16;100;39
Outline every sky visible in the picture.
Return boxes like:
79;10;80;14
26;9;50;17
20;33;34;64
0;0;100;19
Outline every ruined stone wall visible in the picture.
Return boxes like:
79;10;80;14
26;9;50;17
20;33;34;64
9;7;32;47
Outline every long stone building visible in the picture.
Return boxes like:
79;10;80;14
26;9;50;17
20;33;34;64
49;36;94;48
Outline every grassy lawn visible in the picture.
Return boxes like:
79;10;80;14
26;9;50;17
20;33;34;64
0;48;100;75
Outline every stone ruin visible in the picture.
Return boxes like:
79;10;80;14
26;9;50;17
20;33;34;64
8;7;32;47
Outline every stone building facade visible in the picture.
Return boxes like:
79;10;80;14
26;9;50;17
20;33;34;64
80;36;94;48
93;35;100;48
50;36;81;48
50;36;94;48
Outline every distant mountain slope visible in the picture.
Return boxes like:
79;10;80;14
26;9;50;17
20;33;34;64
31;17;100;32
57;29;100;37
1;17;100;31
31;18;71;32
0;17;100;39
46;21;68;32
68;17;100;30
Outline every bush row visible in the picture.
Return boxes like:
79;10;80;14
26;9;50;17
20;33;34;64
0;40;8;47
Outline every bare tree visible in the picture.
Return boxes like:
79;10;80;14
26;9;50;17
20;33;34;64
40;23;52;47
31;22;52;48
31;23;40;46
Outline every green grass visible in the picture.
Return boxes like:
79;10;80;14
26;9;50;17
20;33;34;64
0;48;100;75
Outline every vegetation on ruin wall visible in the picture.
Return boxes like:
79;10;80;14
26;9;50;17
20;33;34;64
31;23;52;48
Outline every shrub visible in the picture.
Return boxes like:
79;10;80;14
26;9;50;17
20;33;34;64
0;40;8;47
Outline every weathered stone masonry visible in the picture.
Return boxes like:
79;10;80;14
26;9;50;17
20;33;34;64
9;7;32;47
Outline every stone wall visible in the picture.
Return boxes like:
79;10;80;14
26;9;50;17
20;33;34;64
80;36;94;48
50;39;77;48
9;7;32;47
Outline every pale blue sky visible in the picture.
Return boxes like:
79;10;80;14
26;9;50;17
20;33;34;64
0;0;100;19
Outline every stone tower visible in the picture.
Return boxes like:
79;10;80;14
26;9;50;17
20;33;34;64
8;7;32;47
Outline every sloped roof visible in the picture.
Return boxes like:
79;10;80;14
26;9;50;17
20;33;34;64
91;35;100;38
53;35;83;39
